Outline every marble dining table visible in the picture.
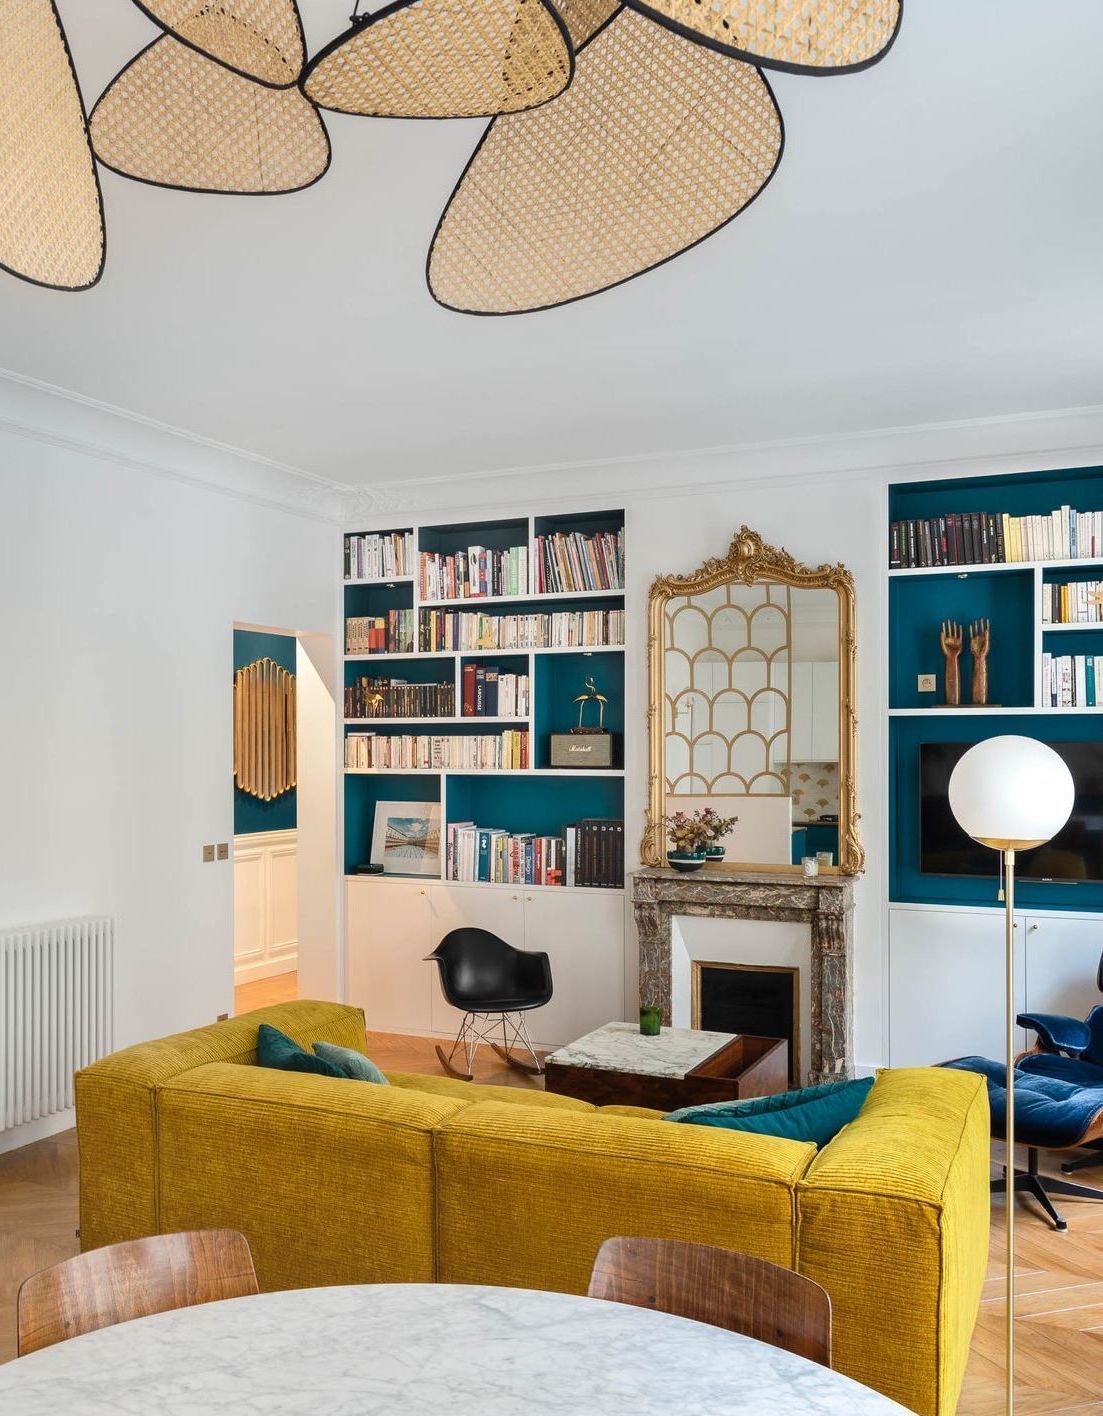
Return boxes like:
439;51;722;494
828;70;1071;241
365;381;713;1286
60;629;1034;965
0;1282;912;1414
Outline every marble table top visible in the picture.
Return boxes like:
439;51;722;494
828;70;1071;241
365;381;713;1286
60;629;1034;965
545;1020;738;1078
0;1283;910;1415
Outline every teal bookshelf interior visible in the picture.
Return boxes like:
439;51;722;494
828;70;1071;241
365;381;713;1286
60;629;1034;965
533;650;624;767
445;774;624;841
345;773;440;875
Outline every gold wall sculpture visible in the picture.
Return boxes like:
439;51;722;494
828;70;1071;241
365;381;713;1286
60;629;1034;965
233;658;296;801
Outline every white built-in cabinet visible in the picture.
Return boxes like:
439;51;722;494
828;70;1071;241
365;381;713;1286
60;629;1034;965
888;903;1101;1066
788;662;840;763
233;830;297;985
347;878;625;1047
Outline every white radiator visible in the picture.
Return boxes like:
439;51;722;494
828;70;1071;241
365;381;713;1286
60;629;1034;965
1;917;114;1132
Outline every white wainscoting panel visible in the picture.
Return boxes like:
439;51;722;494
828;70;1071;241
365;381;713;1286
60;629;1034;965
234;830;297;985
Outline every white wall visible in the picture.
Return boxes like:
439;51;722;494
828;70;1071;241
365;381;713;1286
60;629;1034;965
0;386;337;1147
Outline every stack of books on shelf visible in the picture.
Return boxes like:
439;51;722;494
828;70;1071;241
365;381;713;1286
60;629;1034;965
346;610;415;655
344;530;413;581
565;819;624;888
344;676;455;719
534;529;625;593
890;506;1103;568
419;608;625;652
461;664;529;718
1041;653;1100;708
344;729;529;770
446;824;565;886
419;545;528;601
1042;581;1103;623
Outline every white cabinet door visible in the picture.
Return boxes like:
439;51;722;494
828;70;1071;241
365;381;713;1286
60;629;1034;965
889;906;1026;1066
520;890;625;1049
788;663;813;762
810;662;839;763
1024;916;1102;1027
427;885;526;1034
347;880;433;1034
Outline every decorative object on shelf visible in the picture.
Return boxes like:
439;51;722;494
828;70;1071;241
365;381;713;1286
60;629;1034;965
662;810;712;872
233;658;296;801
624;0;901;74
699;807;738;861
370;800;442;877
815;850;833;868
428;10;782;314
551;674;617;769
0;0;105;291
940;621;963;707
128;0;307;88
667;851;707;873
301;0;573;119
639;1005;662;1037
801;856;819;877
970;619;991;706
90;36;330;195
947;735;1075;1416
644;527;862;876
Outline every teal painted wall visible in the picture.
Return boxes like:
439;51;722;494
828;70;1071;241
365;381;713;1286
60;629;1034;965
234;629;297;836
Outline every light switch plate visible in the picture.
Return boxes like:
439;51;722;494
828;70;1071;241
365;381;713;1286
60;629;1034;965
216;843;229;861
202;844;215;863
917;673;937;693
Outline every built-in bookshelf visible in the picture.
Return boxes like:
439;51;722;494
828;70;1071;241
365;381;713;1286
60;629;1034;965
342;510;626;890
886;464;1103;910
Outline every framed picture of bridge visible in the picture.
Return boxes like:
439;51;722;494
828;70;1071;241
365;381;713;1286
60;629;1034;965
370;800;442;878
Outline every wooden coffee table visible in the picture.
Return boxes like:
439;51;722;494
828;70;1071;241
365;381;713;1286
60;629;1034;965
543;1021;789;1112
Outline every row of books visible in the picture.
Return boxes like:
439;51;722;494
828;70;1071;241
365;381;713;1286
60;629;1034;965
344;676;454;720
446;824;566;886
1042;581;1103;624
344;730;529;771
419;545;529;602
534;529;624;594
1041;654;1102;708
346;611;415;655
344;530;413;581
890;507;1103;568
461;664;529;718
419;608;625;652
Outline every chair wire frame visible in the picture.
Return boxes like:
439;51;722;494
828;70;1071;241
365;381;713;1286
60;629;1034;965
443;1010;544;1079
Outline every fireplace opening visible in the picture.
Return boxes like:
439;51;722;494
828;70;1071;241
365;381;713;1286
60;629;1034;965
693;963;799;1085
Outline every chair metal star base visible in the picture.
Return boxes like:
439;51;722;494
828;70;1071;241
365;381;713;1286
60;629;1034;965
435;1009;544;1082
991;1148;1103;1232
1061;1139;1103;1175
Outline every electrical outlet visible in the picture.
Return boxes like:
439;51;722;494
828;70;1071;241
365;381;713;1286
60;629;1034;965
917;673;937;693
202;844;215;863
216;842;229;861
216;1013;229;1022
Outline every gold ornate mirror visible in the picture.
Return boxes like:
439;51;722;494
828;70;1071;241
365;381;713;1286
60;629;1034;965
643;527;863;875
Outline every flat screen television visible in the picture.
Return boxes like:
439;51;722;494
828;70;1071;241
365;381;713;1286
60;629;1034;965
920;740;1103;882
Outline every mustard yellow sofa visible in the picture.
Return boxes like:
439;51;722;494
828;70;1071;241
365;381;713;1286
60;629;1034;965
75;1001;989;1416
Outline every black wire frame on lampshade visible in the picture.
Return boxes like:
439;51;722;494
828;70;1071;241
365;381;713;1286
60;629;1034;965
0;0;106;291
89;35;331;198
126;0;308;89
426;8;784;316
300;0;576;121
622;0;903;76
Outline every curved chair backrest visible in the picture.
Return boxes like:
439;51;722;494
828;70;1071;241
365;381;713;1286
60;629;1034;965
428;928;550;1009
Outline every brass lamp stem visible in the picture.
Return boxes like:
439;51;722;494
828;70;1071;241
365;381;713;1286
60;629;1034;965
1004;845;1016;1415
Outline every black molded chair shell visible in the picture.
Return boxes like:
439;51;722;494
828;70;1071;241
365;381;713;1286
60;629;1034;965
427;928;552;1013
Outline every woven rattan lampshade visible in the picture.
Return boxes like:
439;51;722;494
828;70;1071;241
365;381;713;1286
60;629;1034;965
90;37;330;195
302;0;573;120
428;8;782;314
0;0;104;291
130;0;306;88
624;0;902;74
550;0;619;48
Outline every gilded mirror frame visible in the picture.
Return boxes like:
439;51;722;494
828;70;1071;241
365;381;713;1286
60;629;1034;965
643;526;864;875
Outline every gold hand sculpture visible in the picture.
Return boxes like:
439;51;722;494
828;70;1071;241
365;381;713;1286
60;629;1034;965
970;619;991;705
940;621;963;706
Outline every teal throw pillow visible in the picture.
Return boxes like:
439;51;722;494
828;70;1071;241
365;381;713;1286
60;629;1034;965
664;1075;875;1148
313;1040;390;1085
256;1023;345;1078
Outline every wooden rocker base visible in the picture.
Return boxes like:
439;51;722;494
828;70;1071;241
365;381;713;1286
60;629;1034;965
435;1043;474;1082
489;1041;544;1076
434;1010;544;1082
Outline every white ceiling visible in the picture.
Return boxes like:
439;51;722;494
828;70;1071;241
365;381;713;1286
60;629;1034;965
2;2;1102;489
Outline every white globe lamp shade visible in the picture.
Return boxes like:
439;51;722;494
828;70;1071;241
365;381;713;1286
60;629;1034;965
948;735;1075;849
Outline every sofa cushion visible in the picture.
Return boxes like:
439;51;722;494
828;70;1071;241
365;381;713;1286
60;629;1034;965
314;1041;390;1085
258;1024;346;1078
665;1077;875;1147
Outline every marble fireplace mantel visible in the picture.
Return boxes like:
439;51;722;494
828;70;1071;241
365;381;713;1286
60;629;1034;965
632;867;857;1083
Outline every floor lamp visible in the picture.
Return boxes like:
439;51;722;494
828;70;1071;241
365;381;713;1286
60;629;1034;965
947;735;1074;1415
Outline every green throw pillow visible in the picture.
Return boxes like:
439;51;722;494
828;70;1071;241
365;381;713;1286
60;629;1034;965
663;1075;875;1148
313;1040;389;1085
256;1023;345;1078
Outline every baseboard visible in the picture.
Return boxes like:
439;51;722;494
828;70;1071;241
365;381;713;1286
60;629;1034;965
234;958;298;986
0;1108;74;1155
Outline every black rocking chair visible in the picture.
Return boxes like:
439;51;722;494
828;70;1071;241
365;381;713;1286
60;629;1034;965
426;928;553;1081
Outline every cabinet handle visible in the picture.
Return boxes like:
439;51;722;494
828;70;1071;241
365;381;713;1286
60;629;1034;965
1028;923;1039;933
526;895;533;902
419;889;427;897
511;894;519;901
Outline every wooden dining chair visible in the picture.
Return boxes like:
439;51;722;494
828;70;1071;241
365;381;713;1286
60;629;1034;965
17;1229;259;1356
588;1237;832;1368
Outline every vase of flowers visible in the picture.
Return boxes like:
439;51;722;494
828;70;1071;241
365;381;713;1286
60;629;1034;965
699;806;739;860
661;810;710;872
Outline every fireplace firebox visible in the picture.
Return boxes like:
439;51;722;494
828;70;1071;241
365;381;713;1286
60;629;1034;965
693;962;798;1085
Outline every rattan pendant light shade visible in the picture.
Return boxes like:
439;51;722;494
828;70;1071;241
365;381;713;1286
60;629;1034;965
428;8;782;314
551;0;619;49
301;0;573;120
90;37;330;196
624;0;902;74
0;0;104;291
130;0;306;88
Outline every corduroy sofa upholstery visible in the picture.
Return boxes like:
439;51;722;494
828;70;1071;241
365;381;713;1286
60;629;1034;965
76;1001;989;1416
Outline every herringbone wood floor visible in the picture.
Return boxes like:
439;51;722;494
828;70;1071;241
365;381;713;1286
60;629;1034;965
2;1035;1101;1411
